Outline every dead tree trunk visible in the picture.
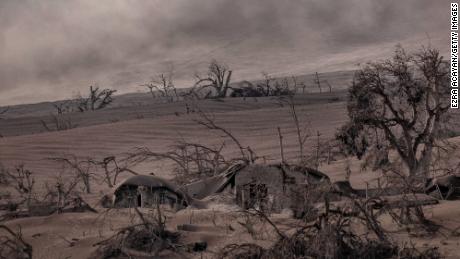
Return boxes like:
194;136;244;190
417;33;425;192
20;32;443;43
315;72;322;93
277;127;285;164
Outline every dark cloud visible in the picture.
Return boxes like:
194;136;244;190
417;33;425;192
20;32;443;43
0;0;449;105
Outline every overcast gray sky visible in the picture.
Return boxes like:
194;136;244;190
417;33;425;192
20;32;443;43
0;0;450;105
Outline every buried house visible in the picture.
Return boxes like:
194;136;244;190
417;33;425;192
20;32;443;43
111;163;330;213
112;175;189;210
181;163;330;213
233;164;330;212
111;163;445;216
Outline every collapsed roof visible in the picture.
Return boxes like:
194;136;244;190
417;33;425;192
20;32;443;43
180;163;246;199
181;162;330;199
112;163;331;208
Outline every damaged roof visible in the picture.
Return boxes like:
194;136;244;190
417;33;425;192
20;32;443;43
114;175;181;192
113;163;331;204
180;163;245;199
181;162;331;199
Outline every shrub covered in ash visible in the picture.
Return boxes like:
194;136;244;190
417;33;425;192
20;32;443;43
91;206;184;259
0;225;32;259
219;190;442;259
218;213;441;259
92;223;180;259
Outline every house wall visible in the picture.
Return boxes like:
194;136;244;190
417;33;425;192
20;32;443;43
235;165;289;212
233;164;321;213
114;185;186;210
138;186;186;210
113;185;138;208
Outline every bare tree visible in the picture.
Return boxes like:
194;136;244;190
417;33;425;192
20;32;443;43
291;76;299;92
194;110;257;164
92;201;181;257
299;81;307;94
52;100;74;114
256;72;274;96
87;156;138;188
145;84;156;100
128;140;228;184
126;107;255;183
0;107;9;119
314;131;321;169
312;72;334;93
277;127;285;164
43;173;81;212
325;80;333;93
142;73;177;102
279;95;310;165
40;100;78;132
49;155;95;194
40;114;77;132
230;73;296;98
194;59;233;98
336;46;450;184
180;87;203;101
77;85;117;112
272;77;294;96
0;107;8;137
0;165;36;211
314;72;322;93
173;140;227;177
